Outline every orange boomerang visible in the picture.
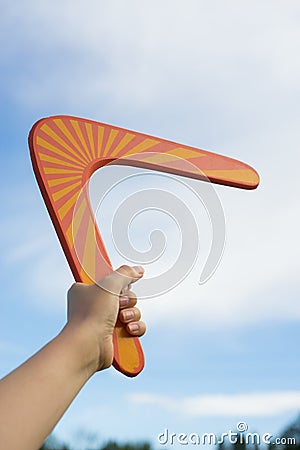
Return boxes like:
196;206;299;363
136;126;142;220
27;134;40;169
29;115;259;377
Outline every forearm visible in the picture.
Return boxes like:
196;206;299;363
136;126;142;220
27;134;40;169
0;266;146;450
0;325;94;450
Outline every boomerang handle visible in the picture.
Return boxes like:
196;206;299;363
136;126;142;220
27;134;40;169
113;319;144;376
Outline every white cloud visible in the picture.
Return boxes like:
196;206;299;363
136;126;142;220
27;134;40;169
88;132;300;330
1;0;300;330
129;391;300;417
2;0;300;128
0;184;73;315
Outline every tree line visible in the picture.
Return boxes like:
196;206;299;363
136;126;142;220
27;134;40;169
40;414;300;450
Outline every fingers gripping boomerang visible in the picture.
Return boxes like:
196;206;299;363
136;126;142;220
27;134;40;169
29;115;259;377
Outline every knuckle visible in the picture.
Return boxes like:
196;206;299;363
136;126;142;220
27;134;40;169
130;297;137;307
139;321;146;335
133;307;141;320
118;265;136;278
118;264;131;273
67;282;79;296
138;321;146;333
128;291;137;300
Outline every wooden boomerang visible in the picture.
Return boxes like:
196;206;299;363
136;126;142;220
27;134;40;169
28;115;259;377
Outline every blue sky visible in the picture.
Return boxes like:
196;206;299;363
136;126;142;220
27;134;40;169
1;1;300;449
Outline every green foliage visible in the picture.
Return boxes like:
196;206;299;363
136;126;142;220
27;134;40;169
40;415;300;450
101;441;151;450
215;415;300;450
39;439;152;450
39;443;69;450
230;433;246;449
279;414;300;449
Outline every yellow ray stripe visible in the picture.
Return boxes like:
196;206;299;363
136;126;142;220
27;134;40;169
80;217;96;283
204;169;258;184
37;137;86;168
85;123;96;159
48;175;81;187
39;152;84;170
44;167;82;175
136;153;182;165
117;138;159;158
71;120;93;161
58;191;80;220
53;119;90;164
166;147;205;159
109;132;136;157
102;129;119;157
40;124;87;165
65;197;87;247
97;126;104;157
52;181;81;202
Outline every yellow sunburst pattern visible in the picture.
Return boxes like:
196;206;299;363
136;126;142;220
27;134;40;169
29;115;259;377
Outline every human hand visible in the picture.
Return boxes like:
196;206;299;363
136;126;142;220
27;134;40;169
0;265;146;450
66;265;146;375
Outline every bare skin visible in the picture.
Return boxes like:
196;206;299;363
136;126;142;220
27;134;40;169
0;265;146;450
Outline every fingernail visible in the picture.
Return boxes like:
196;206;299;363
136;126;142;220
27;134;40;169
132;265;144;275
124;310;134;320
128;323;139;332
119;295;129;307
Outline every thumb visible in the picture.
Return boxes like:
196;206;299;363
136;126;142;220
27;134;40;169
97;265;144;295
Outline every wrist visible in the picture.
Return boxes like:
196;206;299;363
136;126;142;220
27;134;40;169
59;322;104;378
